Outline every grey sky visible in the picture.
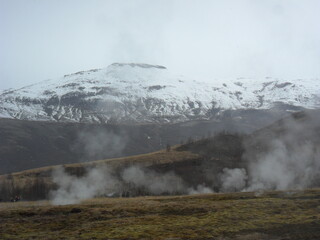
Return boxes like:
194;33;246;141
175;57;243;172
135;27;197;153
1;0;320;90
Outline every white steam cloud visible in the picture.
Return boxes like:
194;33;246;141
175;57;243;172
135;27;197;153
219;113;320;192
49;166;119;205
50;165;214;205
220;168;247;192
187;184;214;195
121;166;185;195
247;139;320;191
74;129;127;161
50;112;320;204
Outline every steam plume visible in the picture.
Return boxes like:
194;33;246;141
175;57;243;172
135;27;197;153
219;112;320;192
49;166;119;205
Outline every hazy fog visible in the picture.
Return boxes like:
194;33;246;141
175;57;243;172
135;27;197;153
1;0;320;90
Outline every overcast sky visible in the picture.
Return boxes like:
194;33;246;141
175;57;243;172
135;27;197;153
1;0;320;90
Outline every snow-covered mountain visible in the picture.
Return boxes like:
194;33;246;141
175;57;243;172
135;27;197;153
0;63;319;123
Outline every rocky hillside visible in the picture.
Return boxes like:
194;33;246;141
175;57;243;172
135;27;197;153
1;63;319;123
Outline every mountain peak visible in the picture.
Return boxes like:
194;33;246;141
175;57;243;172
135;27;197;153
110;63;166;69
0;64;319;124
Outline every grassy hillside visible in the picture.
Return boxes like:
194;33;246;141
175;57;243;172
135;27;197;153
0;108;289;174
0;147;203;200
1;110;320;201
1;189;320;239
5;147;199;177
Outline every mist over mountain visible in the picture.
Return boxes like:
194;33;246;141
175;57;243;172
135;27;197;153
1;63;319;124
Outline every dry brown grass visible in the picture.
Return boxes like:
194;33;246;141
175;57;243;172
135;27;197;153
1;189;320;239
6;146;198;179
0;147;201;201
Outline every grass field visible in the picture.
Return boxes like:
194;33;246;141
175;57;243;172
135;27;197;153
1;189;320;239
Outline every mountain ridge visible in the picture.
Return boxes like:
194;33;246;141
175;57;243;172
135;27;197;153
0;63;319;123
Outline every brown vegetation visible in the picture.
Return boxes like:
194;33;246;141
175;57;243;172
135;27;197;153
0;189;320;239
0;148;200;201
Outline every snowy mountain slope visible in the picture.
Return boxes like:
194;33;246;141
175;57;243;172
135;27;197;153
0;63;319;123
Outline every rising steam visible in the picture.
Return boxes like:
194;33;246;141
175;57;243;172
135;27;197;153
121;166;185;195
50;111;320;205
50;165;213;205
219;112;320;192
246;138;320;191
49;166;120;205
74;128;127;162
219;168;247;192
